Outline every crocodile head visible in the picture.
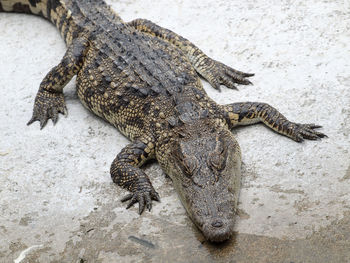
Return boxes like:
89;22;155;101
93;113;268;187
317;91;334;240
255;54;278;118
159;122;241;242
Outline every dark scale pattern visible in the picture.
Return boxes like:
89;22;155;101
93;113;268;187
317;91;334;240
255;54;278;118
1;0;326;242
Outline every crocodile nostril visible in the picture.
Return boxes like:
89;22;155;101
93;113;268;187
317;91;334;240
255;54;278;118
211;220;223;228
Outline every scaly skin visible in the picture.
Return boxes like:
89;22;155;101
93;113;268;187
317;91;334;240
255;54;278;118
0;0;326;242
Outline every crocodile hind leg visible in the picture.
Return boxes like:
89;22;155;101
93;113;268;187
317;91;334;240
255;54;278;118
128;19;254;90
222;102;327;142
27;37;89;129
110;137;160;214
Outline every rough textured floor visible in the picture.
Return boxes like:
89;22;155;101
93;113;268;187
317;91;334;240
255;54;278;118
1;0;349;262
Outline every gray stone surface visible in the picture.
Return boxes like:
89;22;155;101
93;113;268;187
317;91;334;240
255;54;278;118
0;0;349;262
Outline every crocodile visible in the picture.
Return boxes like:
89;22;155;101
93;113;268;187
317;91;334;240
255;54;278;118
0;0;326;242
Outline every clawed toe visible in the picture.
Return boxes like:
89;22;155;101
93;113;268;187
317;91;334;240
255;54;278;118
27;89;66;129
212;61;254;90
224;67;254;86
200;57;254;90
121;190;160;214
294;123;327;142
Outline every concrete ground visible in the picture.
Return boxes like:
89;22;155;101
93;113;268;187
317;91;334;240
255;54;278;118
0;0;349;262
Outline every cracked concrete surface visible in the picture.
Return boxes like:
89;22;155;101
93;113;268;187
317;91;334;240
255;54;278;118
0;0;349;262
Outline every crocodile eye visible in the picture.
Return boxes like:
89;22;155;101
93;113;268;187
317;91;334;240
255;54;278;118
209;152;226;171
183;155;198;177
208;140;227;171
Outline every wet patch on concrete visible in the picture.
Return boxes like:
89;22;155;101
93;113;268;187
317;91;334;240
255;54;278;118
11;203;350;263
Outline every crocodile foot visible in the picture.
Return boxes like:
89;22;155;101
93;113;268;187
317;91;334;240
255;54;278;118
203;59;254;90
289;123;327;142
121;184;160;214
27;89;67;129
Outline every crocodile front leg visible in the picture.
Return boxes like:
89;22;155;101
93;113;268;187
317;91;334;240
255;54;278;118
222;102;327;142
27;37;89;128
110;138;160;214
128;19;254;90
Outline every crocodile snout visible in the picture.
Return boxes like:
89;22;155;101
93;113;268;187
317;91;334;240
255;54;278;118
202;218;234;242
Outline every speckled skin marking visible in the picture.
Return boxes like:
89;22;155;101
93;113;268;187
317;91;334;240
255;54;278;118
1;0;326;242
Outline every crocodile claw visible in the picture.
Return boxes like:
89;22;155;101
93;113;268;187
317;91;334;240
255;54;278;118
200;57;254;90
27;89;67;129
205;59;254;90
121;189;160;214
292;123;327;142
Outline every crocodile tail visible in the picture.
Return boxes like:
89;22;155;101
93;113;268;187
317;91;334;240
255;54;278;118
0;0;58;18
0;0;80;45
